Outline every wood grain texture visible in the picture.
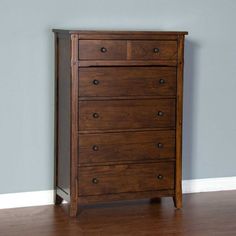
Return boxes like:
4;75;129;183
128;40;178;60
79;67;177;97
78;60;177;67
78;127;176;135
174;35;185;209
79;99;176;131
79;40;127;60
79;162;175;196
53;29;188;36
2;191;236;236
79;130;175;164
70;33;79;217
54;30;187;216
78;189;174;204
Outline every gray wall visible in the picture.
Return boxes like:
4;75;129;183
1;0;236;194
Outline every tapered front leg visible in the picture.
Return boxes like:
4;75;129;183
69;202;79;217
173;194;182;209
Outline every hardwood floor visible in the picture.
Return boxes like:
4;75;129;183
1;191;236;236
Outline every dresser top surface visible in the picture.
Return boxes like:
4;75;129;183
52;29;188;36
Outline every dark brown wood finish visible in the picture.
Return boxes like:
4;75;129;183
79;130;175;164
79;67;177;97
53;29;188;37
78;189;175;204
174;35;185;209
53;30;187;217
70;34;79;216
127;40;178;60
79;59;177;67
79;40;127;60
79;99;176;131
79;162;175;196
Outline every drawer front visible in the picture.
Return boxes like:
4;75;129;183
79;162;175;196
79;67;177;97
79;99;175;131
79;40;127;60
79;130;175;164
129;40;177;60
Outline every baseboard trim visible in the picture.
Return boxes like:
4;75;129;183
182;176;236;194
0;190;55;209
1;176;236;209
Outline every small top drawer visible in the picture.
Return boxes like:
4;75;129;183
79;40;127;60
128;40;177;60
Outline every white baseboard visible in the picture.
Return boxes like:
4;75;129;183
182;176;236;194
0;190;55;209
1;176;236;210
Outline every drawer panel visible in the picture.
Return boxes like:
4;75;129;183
79;99;175;131
79;162;175;196
79;67;177;97
79;40;127;60
129;40;177;60
79;130;175;164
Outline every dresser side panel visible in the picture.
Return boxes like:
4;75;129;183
57;35;71;196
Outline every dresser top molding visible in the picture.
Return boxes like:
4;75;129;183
53;29;188;40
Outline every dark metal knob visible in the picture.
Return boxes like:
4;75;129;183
157;143;163;148
92;145;99;151
93;113;99;118
93;79;99;85
157;175;164;180
159;79;165;84
92;178;99;184
157;111;164;117
153;48;160;53
101;47;107;53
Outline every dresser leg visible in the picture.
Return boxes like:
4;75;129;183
55;194;63;205
173;194;182;209
69;202;79;217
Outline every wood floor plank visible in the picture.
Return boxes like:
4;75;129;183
0;191;236;235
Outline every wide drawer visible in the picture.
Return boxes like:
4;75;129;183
79;67;177;97
78;162;175;196
79;130;175;164
128;40;177;60
79;99;175;131
79;40;127;60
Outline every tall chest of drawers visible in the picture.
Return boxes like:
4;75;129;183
53;30;188;216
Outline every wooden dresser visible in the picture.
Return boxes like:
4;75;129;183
53;30;188;216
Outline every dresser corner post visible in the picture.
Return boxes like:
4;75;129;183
174;34;185;209
69;33;79;217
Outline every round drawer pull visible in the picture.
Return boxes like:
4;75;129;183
92;113;99;119
157;111;164;117
159;79;165;84
157;174;164;180
153;48;160;53
157;143;163;148
92;178;99;184
93;79;100;85
92;145;99;151
101;47;107;53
